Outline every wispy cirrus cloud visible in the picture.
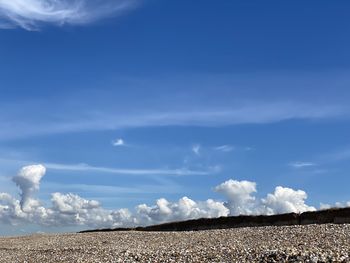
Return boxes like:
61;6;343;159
0;158;214;177
43;180;186;196
0;101;345;140
45;162;213;176
0;0;139;30
289;161;316;169
214;145;235;152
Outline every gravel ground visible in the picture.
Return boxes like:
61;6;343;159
0;224;349;262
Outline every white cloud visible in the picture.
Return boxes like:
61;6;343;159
136;197;229;225
0;101;345;140
0;165;137;227
0;0;138;30
44;162;212;176
214;179;257;216
49;192;135;227
0;165;227;227
192;144;201;155
261;186;316;215
44;181;184;195
214;179;316;216
112;138;125;147
319;203;332;210
0;165;330;230
12;164;46;210
0;158;213;177
214;145;235;152
0;193;24;225
289;162;316;168
320;201;350;210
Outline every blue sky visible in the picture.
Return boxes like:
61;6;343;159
0;0;350;235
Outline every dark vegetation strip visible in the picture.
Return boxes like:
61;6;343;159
79;207;350;233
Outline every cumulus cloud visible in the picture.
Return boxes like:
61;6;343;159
12;164;46;210
215;179;257;216
0;165;323;230
49;193;135;227
0;0;138;30
0;165;227;228
0;193;24;224
136;197;229;225
214;180;316;216
261;186;316;214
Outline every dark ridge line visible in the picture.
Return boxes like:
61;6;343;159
78;207;350;234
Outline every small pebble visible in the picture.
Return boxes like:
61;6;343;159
0;224;349;262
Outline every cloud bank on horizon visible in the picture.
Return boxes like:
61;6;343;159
0;0;138;30
2;164;343;229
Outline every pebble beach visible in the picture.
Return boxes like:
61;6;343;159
0;224;349;262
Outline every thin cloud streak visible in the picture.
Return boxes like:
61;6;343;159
43;182;184;195
0;102;345;140
45;162;213;176
215;145;235;152
289;162;316;168
0;0;139;30
0;158;214;177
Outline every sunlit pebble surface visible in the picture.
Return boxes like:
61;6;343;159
0;224;350;263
